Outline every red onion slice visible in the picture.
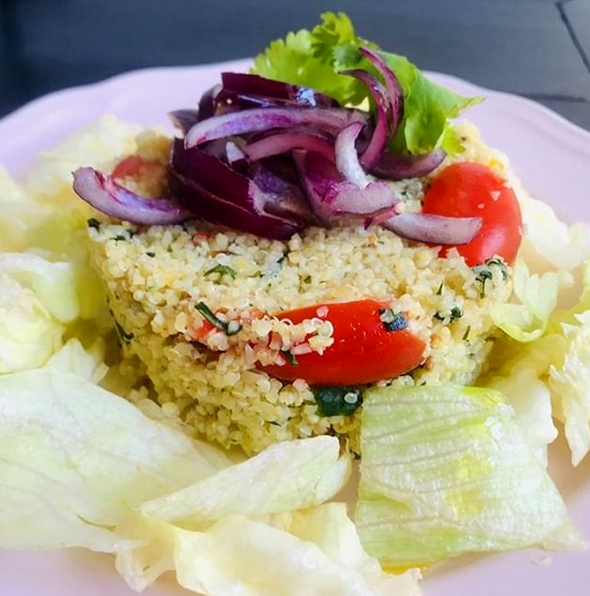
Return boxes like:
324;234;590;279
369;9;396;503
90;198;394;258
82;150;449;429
170;140;312;237
382;211;482;245
225;141;246;165
245;128;335;162
330;182;399;218
334;121;370;188
249;160;319;225
169;109;200;136
184;106;368;148
372;149;447;180
198;84;221;121
171;139;253;205
341;69;391;170
72;167;192;225
169;168;301;240
217;72;338;109
294;151;399;222
359;46;404;134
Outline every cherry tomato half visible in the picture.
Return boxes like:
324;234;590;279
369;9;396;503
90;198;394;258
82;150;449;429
260;299;426;386
111;155;161;180
422;162;523;266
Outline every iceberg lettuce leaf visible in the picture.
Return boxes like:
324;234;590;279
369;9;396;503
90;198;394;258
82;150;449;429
490;259;558;342
0;165;51;252
44;337;109;383
517;191;590;275
0;272;63;373
140;435;350;528
548;311;590;466
489;259;590;465
0;369;230;551
485;368;558;467
0;251;108;373
116;507;421;596
355;384;581;568
23;115;140;207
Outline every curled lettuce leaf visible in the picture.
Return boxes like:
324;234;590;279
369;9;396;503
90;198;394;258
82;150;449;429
44;337;109;383
0;371;407;596
490;259;558;342
116;507;420;596
517;191;590;275
0;165;51;252
486;368;557;467
22;115;140;207
141;436;350;529
0;369;231;551
0;252;106;373
355;384;581;569
548;310;590;466
489;259;590;465
0;269;63;373
0;253;83;323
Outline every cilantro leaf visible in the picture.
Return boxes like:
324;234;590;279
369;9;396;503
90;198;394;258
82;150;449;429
251;11;483;156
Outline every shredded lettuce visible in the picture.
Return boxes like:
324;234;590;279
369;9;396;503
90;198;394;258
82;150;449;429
252;11;481;156
355;384;581;569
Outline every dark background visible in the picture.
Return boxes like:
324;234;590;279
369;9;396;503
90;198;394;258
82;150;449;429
1;0;589;130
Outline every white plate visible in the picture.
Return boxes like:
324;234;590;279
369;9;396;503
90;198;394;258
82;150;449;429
0;61;589;596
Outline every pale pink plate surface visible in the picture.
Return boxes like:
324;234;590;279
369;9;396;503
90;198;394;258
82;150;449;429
1;60;589;596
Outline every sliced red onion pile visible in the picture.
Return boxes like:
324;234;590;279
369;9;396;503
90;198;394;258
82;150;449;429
72;48;481;245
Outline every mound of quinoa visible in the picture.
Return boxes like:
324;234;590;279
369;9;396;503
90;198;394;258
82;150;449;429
87;122;515;455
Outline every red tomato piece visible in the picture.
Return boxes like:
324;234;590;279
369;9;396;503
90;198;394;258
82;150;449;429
111;155;161;180
422;162;523;266
260;299;426;386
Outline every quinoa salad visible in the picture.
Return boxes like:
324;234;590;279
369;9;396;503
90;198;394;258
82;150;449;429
88;122;513;455
1;12;589;596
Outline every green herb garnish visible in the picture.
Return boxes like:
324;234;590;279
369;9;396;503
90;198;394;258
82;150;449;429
114;320;134;344
474;258;509;296
195;301;242;336
313;385;363;417
434;306;463;322
281;349;299;366
204;264;238;279
252;11;482;156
